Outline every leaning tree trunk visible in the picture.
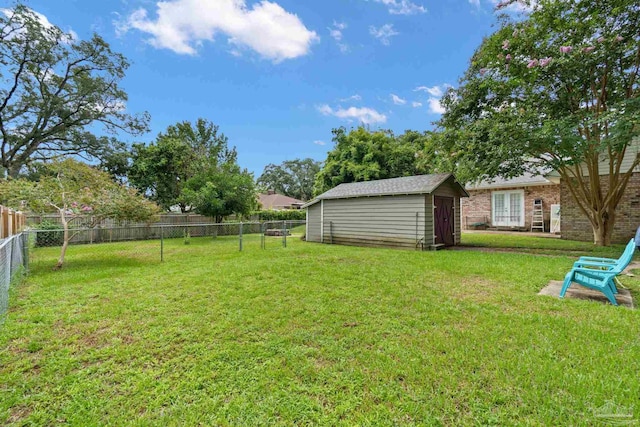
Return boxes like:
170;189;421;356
54;210;69;270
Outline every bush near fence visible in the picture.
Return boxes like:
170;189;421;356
34;220;64;247
27;213;217;228
253;210;306;221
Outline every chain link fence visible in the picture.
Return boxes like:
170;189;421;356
27;220;307;261
0;233;29;323
1;222;305;327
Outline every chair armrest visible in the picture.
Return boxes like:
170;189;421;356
573;260;617;269
577;256;617;263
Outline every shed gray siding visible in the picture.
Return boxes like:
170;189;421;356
321;194;426;249
424;195;433;247
432;179;463;245
306;202;322;242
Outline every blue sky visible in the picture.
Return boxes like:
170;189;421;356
23;0;509;176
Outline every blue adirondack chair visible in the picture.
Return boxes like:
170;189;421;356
574;238;636;270
560;238;637;306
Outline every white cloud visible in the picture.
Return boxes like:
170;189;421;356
92;99;127;114
313;140;326;146
490;0;537;12
428;98;445;114
328;21;349;53
328;21;346;41
317;104;387;124
369;24;398;46
371;0;426;15
390;94;406;105
2;7;77;43
414;84;450;97
116;0;319;62
411;101;422;108
417;84;453;114
468;0;481;7
339;94;362;102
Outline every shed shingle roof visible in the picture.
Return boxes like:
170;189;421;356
304;174;466;207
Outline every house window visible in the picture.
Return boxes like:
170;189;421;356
492;190;524;227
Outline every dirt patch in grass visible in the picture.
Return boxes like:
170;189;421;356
8;405;32;424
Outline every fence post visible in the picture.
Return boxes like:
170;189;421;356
160;226;164;262
239;222;243;252
22;232;29;274
261;222;265;249
282;220;287;248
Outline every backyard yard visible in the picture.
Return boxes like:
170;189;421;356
1;233;639;425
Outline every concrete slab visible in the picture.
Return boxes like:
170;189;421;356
464;230;561;239
539;280;634;308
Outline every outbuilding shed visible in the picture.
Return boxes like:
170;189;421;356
303;173;469;250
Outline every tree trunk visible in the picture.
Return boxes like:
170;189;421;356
54;210;69;270
591;209;615;247
8;163;21;178
560;169;631;247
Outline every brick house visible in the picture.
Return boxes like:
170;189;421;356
461;172;560;232
462;139;639;242
554;142;640;243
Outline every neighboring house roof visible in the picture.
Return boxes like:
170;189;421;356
258;192;305;210
303;173;468;208
466;170;558;191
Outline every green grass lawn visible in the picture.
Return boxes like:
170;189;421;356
461;232;633;258
1;234;639;425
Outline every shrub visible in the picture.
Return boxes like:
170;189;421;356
34;220;64;247
253;210;306;221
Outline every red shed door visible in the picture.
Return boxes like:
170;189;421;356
434;196;455;246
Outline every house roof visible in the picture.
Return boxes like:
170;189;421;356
303;173;468;207
466;171;558;190
258;193;305;210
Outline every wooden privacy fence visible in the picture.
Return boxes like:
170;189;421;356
26;213;229;228
0;206;26;239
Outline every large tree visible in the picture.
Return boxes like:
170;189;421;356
182;162;256;223
313;127;434;195
437;0;640;245
0;159;159;269
0;4;150;177
129;118;236;212
257;158;321;201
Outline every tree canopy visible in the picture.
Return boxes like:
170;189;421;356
0;159;158;268
129;118;256;220
313;127;436;195
257;158;321;202
182;162;256;223
0;4;149;177
437;0;640;245
129;118;236;212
